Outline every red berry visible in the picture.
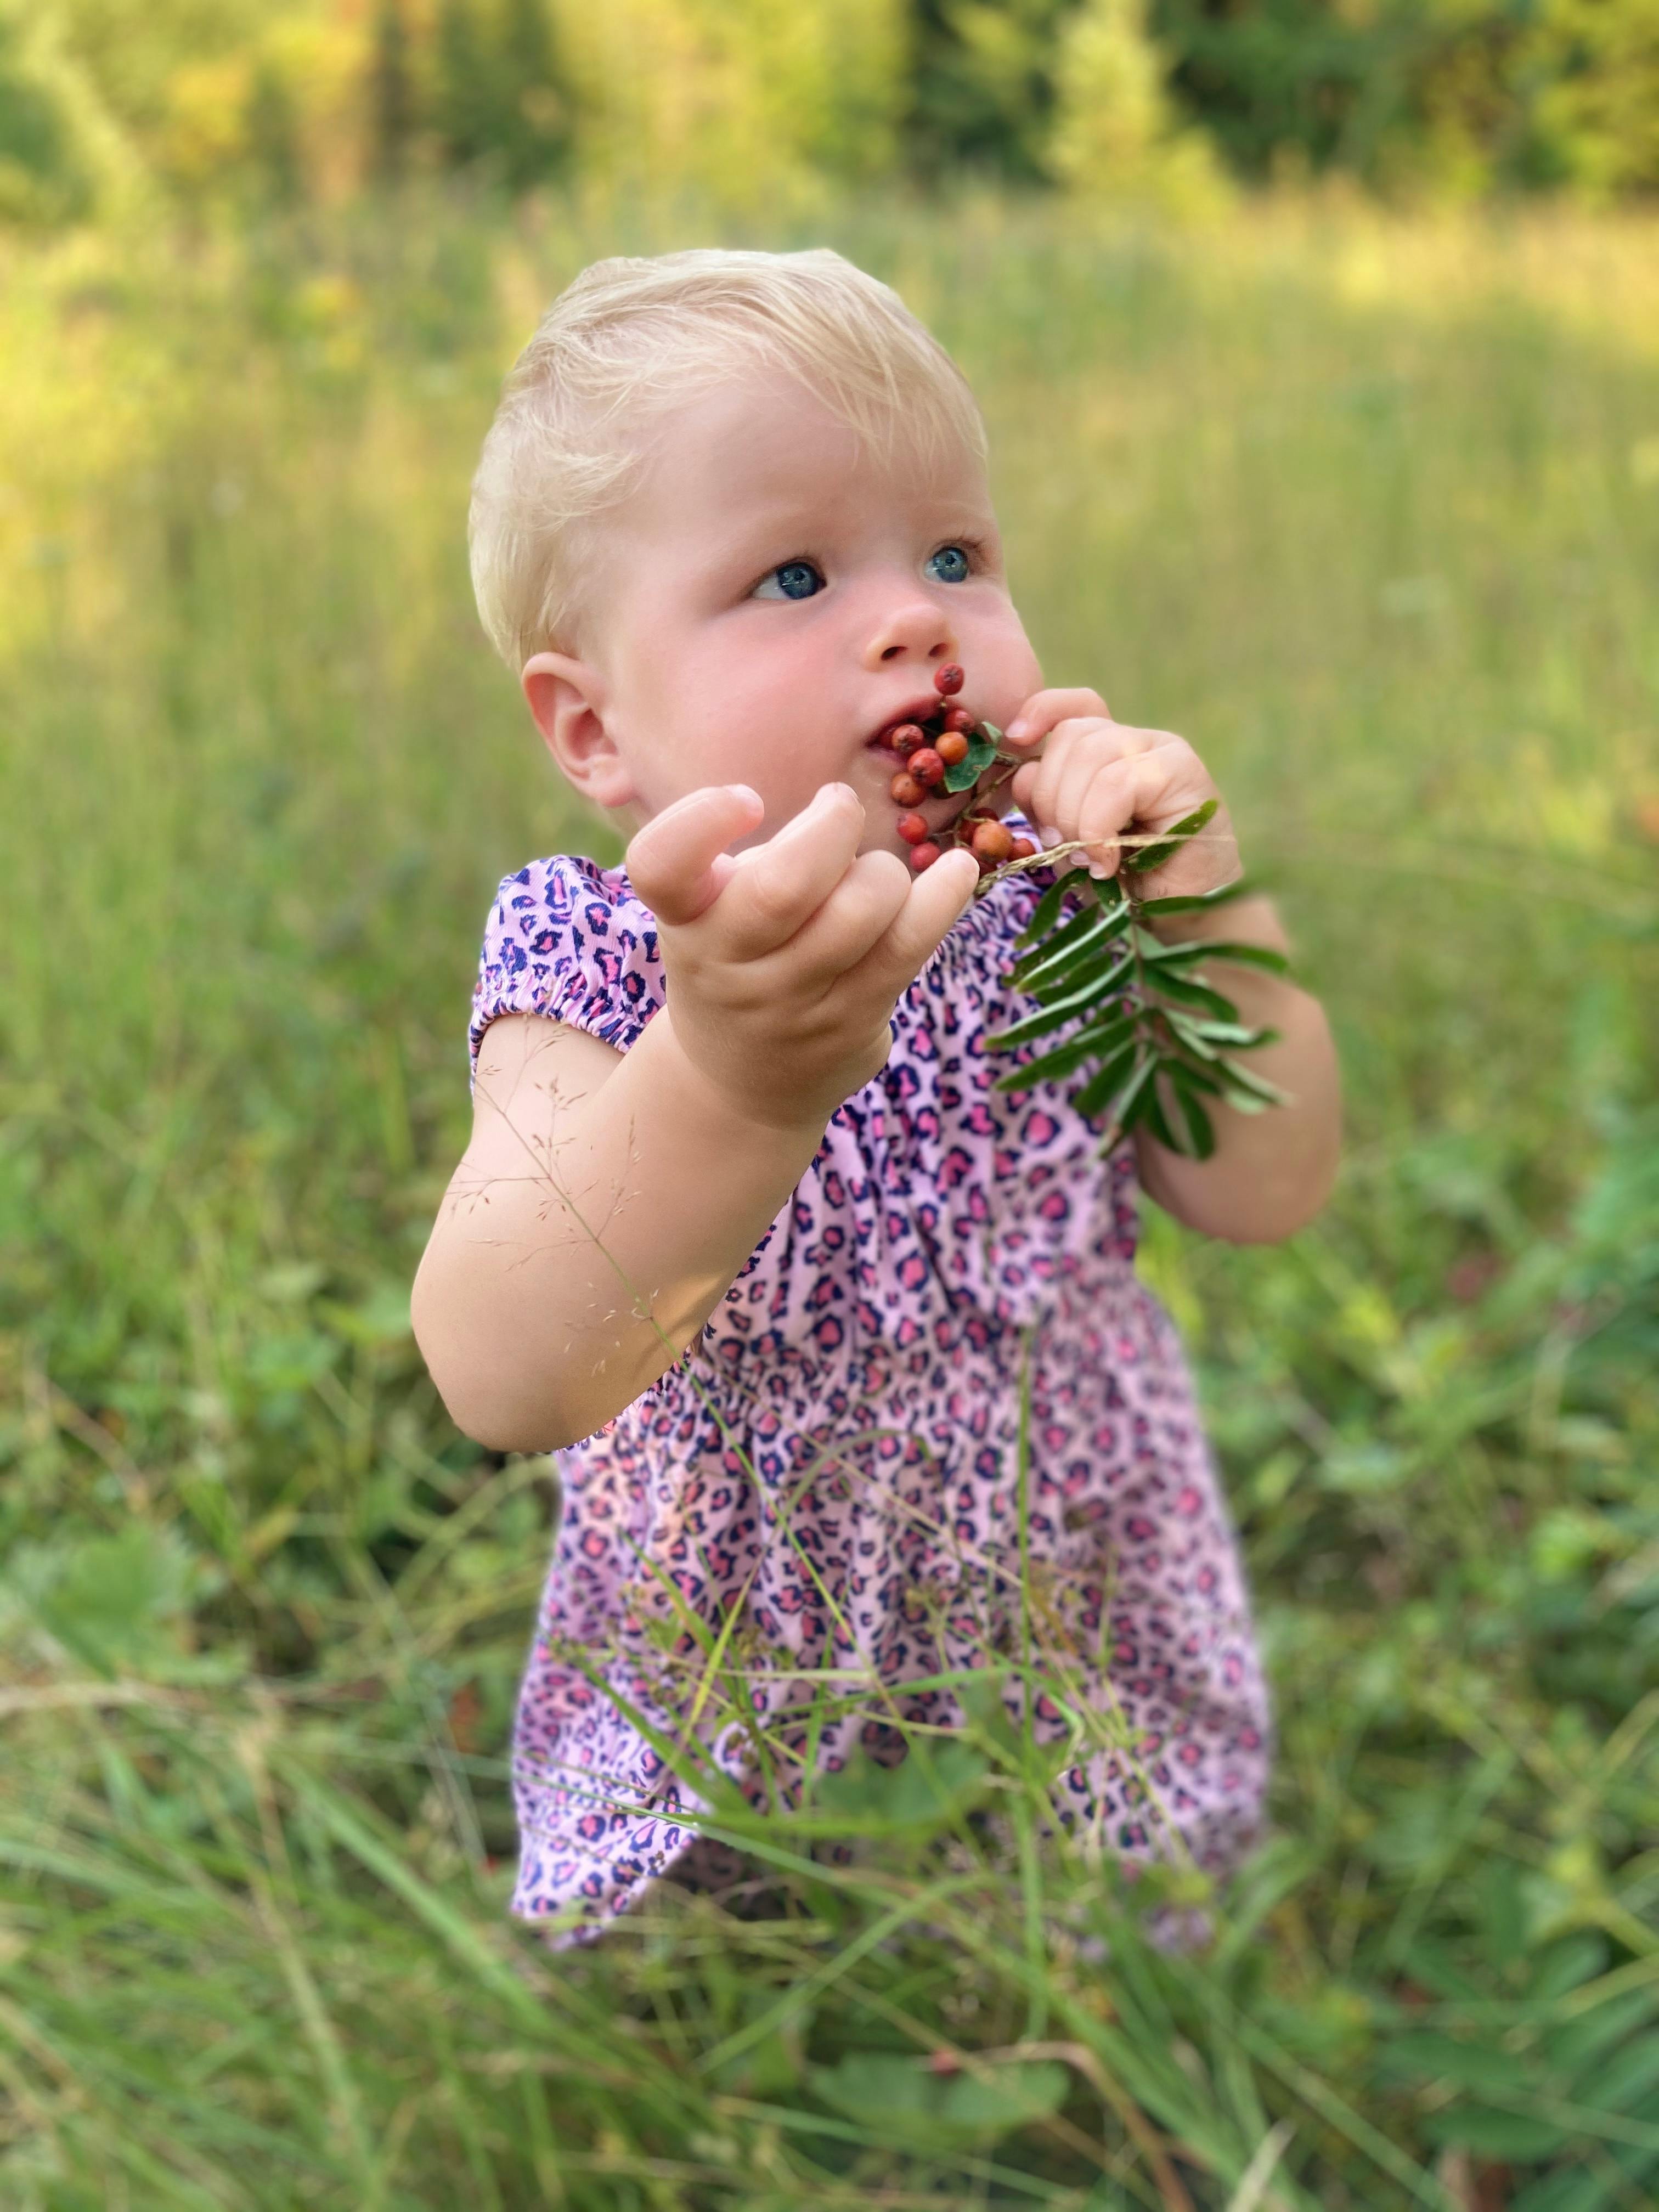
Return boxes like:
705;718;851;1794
895;810;930;844
909;747;946;788
909;841;943;871
1009;836;1037;860
887;722;924;757
890;771;926;807
935;731;969;766
943;704;975;734
970;819;1015;862
934;663;964;697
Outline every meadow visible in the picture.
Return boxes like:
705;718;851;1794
1;185;1657;2209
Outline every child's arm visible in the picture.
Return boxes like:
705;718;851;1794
1003;689;1341;1246
411;782;978;1453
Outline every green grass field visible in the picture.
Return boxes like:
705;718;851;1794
2;187;1657;2209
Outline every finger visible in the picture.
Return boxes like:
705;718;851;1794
1003;686;1110;750
759;847;911;992
1053;727;1135;846
715;782;867;961
840;847;979;1001
625;784;764;926
1076;755;1158;874
1022;716;1110;838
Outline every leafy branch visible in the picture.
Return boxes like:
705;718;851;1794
983;801;1290;1160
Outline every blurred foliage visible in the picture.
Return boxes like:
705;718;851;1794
1;0;1658;229
2;185;1657;2204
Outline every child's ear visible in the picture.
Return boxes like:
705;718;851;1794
521;652;637;810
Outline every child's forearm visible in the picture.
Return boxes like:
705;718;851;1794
412;1014;826;1454
1132;894;1341;1243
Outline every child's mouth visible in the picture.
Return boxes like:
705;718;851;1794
864;664;1036;874
863;694;944;752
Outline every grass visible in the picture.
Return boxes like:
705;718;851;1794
1;181;1657;2208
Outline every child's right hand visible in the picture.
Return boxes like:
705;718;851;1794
625;781;979;1134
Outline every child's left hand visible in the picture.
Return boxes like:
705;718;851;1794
1002;687;1242;900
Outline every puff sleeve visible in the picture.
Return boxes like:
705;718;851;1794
467;853;665;1094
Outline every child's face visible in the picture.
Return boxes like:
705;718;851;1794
555;368;1045;858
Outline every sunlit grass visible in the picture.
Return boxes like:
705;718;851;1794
1;183;1656;2207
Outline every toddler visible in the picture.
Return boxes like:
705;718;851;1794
412;248;1341;1947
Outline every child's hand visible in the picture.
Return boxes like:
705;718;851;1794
1002;688;1242;899
625;781;979;1133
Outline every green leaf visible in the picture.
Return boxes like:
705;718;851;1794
1476;1859;1531;1973
1513;2162;1653;2212
1139;878;1254;915
1070;1042;1141;1121
1586;2036;1659;2113
1133;935;1218;969
1147;969;1240;1020
1547;1993;1659;2082
1006;905;1119;991
1168;1054;1226;1101
1424;2106;1572;2159
1216;1056;1292;1108
1034;949;1132;1006
813;1739;989;1832
1113;1053;1161;1134
1014;874;1075;947
986;967;1128;1049
1174;939;1292;977
991;1011;1137;1090
1533;1935;1611;2001
1124;797;1218;874
1170;1081;1217;1158
812;2051;1068;2151
1166;1012;1277;1057
1379;2032;1524;2100
1009;896;1111;965
943;729;1000;792
1142;1078;1182;1153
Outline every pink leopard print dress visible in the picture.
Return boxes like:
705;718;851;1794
468;814;1271;1947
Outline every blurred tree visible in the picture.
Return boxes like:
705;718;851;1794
1142;0;1542;195
498;0;569;188
0;11;91;224
10;0;1659;222
56;0;267;148
246;53;303;204
1523;0;1659;195
435;0;493;167
552;0;904;207
1048;0;1231;211
900;0;1083;183
432;0;568;188
1147;0;1391;182
369;0;415;183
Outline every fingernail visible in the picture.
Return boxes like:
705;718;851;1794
1088;861;1110;879
1039;825;1061;850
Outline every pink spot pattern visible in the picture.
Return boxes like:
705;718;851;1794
467;815;1271;1946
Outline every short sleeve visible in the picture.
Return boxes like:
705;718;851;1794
468;853;665;1093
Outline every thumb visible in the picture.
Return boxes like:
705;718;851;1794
624;785;764;926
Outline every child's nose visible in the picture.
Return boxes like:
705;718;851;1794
863;590;956;670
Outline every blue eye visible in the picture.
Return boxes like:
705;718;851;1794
926;544;972;584
755;560;825;601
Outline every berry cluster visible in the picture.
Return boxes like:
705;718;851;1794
876;663;1039;877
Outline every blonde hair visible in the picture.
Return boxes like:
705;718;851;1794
468;247;987;670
